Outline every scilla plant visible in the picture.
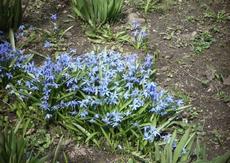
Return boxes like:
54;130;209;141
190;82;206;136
1;41;199;161
130;20;148;50
71;0;124;29
0;42;33;89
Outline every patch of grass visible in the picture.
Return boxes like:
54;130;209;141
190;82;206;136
0;118;47;163
133;0;176;14
216;91;230;103
210;26;220;33
170;87;190;105
186;16;198;23
86;24;130;45
204;10;230;23
192;31;215;55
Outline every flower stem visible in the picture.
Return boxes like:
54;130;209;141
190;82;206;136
9;28;16;50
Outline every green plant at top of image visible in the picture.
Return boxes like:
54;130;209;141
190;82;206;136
192;31;215;55
71;0;124;30
0;0;23;49
0;0;22;32
133;0;175;14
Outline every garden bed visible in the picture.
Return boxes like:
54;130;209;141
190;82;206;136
0;0;230;162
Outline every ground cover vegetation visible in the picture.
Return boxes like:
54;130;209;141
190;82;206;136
0;0;230;162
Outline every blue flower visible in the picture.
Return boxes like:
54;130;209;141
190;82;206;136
19;25;25;31
69;111;78;116
182;147;187;154
132;30;139;37
129;98;144;111
41;100;50;111
143;54;154;69
162;134;171;143
132;122;139;127
131;20;141;30
125;82;134;90
125;110;132;116
80;110;88;118
102;116;110;125
51;14;57;21
25;81;38;90
0;42;12;55
45;113;53;120
5;72;13;79
44;40;52;48
106;91;119;105
56;53;72;69
69;48;77;53
172;141;177;149
89;118;96;123
0;45;185;125
139;29;148;39
176;99;184;107
102;112;124;127
94;114;100;119
143;126;160;142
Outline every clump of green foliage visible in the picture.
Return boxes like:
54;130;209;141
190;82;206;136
0;120;45;163
0;0;25;49
0;0;22;32
71;0;124;29
204;10;230;23
133;0;175;14
192;31;214;55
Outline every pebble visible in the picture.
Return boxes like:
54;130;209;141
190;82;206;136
223;76;230;86
65;31;72;38
165;55;173;59
227;103;230;108
161;66;169;72
128;13;145;25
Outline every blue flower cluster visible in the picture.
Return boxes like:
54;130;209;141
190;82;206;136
0;42;31;81
130;20;148;48
144;125;160;142
0;41;184;142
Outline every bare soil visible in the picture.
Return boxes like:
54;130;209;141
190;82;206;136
147;0;230;159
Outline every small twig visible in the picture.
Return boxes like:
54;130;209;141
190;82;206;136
0;98;11;108
28;49;49;59
181;69;209;85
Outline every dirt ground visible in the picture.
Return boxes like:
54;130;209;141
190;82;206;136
20;0;230;162
147;0;230;159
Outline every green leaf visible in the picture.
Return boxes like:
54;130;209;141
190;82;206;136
73;123;99;146
52;136;63;163
85;132;99;144
173;129;191;163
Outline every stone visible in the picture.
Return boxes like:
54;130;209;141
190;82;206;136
161;66;169;72
65;31;72;38
128;13;145;25
165;55;173;59
205;67;216;81
191;31;197;38
227;103;230;108
223;76;230;86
